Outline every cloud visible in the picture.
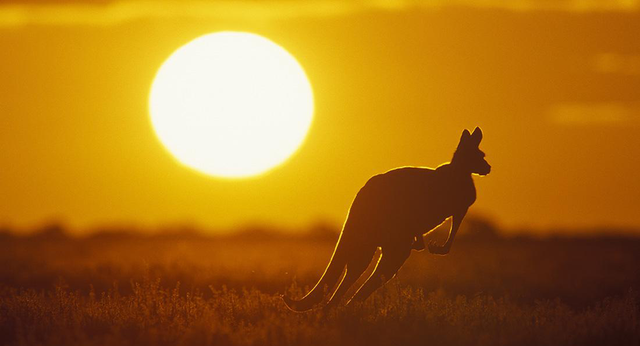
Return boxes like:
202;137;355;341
549;103;640;126
592;53;640;76
0;0;638;27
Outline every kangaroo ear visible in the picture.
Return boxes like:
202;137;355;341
460;129;471;142
458;129;471;149
470;127;483;146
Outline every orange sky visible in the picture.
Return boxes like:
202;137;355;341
1;1;639;234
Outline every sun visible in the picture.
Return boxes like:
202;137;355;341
149;32;314;178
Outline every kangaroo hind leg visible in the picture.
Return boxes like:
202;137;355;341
349;244;411;304
325;243;377;308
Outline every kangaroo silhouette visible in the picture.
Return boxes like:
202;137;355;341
283;127;491;312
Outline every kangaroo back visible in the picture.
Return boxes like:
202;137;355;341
282;232;349;312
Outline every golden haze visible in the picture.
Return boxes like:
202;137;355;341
0;1;639;234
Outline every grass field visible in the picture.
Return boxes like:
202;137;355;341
1;225;639;346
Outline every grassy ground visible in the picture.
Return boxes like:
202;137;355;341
1;230;639;345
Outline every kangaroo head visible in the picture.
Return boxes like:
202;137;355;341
452;127;491;176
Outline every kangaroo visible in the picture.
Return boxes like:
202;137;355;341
283;127;491;312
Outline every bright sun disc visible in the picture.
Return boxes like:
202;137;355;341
149;32;314;178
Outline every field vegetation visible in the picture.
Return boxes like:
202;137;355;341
1;219;639;345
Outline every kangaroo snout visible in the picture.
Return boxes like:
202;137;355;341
478;162;491;176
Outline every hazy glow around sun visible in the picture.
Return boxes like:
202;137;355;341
149;32;314;178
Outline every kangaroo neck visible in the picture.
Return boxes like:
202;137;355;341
436;162;475;208
445;161;473;180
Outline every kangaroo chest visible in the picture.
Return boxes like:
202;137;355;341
410;176;474;224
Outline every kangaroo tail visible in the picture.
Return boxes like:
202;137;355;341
282;233;348;312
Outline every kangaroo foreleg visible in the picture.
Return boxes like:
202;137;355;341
428;208;467;255
411;235;425;251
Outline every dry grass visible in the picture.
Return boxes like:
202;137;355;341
1;231;640;345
